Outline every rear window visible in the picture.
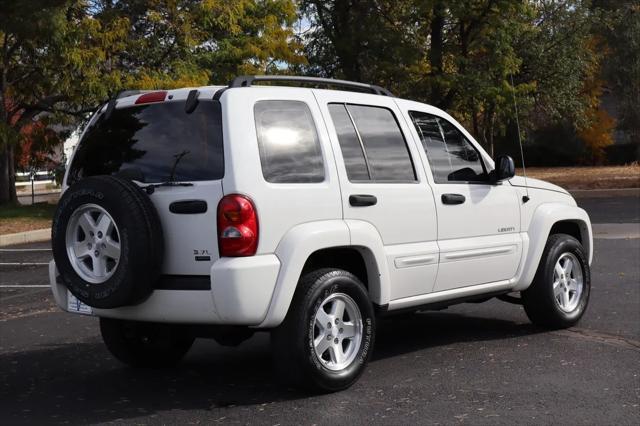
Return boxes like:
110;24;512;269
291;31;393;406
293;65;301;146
67;101;224;184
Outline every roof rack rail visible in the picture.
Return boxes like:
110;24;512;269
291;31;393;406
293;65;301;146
228;75;394;97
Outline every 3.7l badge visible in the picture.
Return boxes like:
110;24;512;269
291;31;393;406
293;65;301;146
193;249;211;261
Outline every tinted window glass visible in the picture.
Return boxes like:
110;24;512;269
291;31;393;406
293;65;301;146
68;101;224;184
410;111;487;183
254;101;324;183
328;104;370;180
346;105;416;182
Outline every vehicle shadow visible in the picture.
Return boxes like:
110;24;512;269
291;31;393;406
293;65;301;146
373;310;543;360
0;311;544;425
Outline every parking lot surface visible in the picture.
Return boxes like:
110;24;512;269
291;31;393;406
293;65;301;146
1;191;639;425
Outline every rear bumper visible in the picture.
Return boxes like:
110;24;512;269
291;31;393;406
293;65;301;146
49;254;280;326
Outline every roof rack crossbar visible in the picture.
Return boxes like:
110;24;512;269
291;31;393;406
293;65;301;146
228;75;394;97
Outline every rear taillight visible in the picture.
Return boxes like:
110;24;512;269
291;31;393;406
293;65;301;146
217;194;259;257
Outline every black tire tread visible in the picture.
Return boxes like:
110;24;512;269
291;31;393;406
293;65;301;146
52;175;164;308
522;233;590;329
272;268;337;386
271;268;374;392
105;177;164;300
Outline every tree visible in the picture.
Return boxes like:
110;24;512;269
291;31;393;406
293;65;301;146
0;0;131;204
92;0;305;86
15;118;63;172
594;1;640;144
301;0;601;156
0;0;304;205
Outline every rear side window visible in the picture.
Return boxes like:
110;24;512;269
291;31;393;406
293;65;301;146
68;101;224;184
328;103;416;182
254;101;324;183
410;111;487;183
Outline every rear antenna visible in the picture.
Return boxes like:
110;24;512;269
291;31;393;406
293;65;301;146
510;73;530;203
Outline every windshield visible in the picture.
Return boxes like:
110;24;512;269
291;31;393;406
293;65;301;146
67;100;224;185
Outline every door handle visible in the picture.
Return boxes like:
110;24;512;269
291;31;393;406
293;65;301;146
349;194;377;207
441;193;465;205
169;200;208;214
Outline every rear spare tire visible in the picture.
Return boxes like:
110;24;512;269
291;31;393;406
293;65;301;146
52;175;163;308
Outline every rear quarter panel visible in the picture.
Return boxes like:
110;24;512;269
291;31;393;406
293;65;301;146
219;88;343;255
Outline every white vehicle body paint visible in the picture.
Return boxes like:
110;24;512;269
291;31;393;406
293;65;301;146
50;83;592;327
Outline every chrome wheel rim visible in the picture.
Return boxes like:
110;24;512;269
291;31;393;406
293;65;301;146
312;292;363;371
65;204;121;284
553;252;583;313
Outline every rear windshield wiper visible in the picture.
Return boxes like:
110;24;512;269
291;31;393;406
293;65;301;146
143;181;193;194
143;150;194;194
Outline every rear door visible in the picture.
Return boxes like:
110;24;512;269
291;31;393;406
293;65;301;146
66;91;225;276
314;90;439;300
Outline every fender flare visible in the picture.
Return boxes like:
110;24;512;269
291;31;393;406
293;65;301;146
344;220;391;306
257;219;390;328
512;203;592;291
258;220;349;328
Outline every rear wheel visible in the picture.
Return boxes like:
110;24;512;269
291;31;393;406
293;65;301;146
271;269;375;392
100;318;194;368
522;234;590;329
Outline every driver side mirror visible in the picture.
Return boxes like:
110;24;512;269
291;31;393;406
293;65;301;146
493;155;515;183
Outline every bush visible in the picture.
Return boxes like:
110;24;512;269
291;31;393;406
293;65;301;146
604;143;640;165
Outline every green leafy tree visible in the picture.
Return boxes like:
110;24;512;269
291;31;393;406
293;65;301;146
594;1;640;144
0;0;304;205
301;0;601;156
0;0;111;204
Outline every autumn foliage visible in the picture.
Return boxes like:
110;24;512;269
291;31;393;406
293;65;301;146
1;1;637;205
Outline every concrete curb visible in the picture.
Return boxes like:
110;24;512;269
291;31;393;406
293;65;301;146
0;228;51;247
592;223;640;240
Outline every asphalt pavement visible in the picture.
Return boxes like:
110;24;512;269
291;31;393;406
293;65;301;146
1;191;639;425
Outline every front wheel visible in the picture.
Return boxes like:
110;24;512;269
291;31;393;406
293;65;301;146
100;318;194;368
522;233;591;329
271;269;375;392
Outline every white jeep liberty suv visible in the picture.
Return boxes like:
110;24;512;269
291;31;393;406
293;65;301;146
50;76;592;392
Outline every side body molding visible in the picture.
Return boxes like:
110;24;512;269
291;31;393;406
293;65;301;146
512;203;592;291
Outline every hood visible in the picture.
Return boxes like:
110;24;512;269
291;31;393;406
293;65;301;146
508;175;570;195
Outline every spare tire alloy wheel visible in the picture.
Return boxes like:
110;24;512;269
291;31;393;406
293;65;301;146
52;176;164;309
66;204;121;284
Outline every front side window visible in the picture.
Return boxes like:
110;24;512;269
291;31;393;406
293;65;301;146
254;100;324;183
328;103;416;182
410;111;488;183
